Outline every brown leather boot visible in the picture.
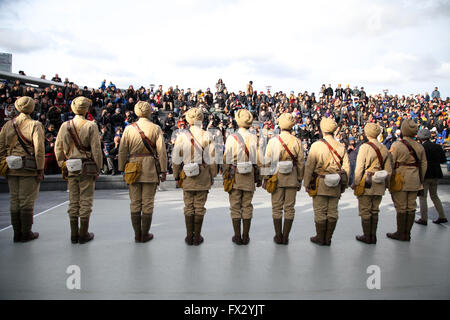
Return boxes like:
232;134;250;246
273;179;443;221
356;218;372;244
282;219;293;245
310;221;327;245
232;218;242;245
70;217;79;244
11;211;22;243
242;219;251;245
131;212;142;243
273;218;283;244
78;217;94;244
325;220;337;246
20;209;39;243
405;212;415;241
141;214;154;243
193;215;204;246
371;215;378;244
185;215;194;245
387;211;407;241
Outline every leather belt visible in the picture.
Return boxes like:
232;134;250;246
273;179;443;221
129;153;152;158
395;162;419;169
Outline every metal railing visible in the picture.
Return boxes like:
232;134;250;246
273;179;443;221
0;70;65;89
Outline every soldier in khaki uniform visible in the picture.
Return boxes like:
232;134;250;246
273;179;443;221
352;123;393;244
0;97;45;242
172;108;217;246
304;117;350;246
55;97;102;244
263;113;304;245
118;101;167;243
387;119;427;241
223;109;261;245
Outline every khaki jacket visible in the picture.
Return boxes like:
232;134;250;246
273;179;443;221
223;128;261;192
264;130;305;188
0;113;45;176
172;125;217;191
118;118;167;183
354;138;393;196
390;137;427;192
303;134;350;197
54;115;103;176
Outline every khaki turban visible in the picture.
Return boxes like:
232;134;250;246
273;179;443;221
185;108;204;125
401;119;418;137
235;109;253;128
134;101;152;118
14;96;35;114
320;117;338;134
278;113;296;130
364;123;381;139
71;96;92;115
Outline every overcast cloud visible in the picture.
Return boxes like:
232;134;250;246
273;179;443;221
0;0;449;96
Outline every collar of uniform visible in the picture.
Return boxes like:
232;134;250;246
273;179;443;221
189;125;202;133
368;137;378;143
279;130;291;138
137;117;151;125
237;127;248;135
73;114;86;121
17;113;31;121
323;134;335;143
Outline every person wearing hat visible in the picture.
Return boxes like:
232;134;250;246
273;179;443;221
54;96;103;244
263;113;305;245
352;123;393;244
387;119;427;241
416;128;447;225
0;96;45;242
303;117;350;246
172;108;217;246
223;109;261;245
118;101;167;243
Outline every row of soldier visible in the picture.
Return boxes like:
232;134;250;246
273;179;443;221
0;96;433;246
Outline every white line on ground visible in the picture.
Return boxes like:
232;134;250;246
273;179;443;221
0;200;69;233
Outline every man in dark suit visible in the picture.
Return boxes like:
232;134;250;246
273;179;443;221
416;128;448;225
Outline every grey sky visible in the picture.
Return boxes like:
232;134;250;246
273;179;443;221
0;0;449;96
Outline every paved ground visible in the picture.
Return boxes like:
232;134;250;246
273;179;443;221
0;187;449;300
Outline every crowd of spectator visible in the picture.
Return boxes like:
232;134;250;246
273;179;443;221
1;72;449;179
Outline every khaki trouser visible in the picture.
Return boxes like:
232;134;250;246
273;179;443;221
357;195;382;220
271;187;297;220
419;178;446;220
67;175;95;218
229;189;254;219
7;176;40;213
312;195;339;223
129;182;158;215
391;191;417;213
183;190;209;216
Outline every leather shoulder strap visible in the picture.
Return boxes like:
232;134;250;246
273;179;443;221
321;138;343;170
232;133;250;159
132;122;158;159
366;141;385;170
67;120;89;153
277;135;298;164
184;129;205;164
12;117;32;155
401;139;419;165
